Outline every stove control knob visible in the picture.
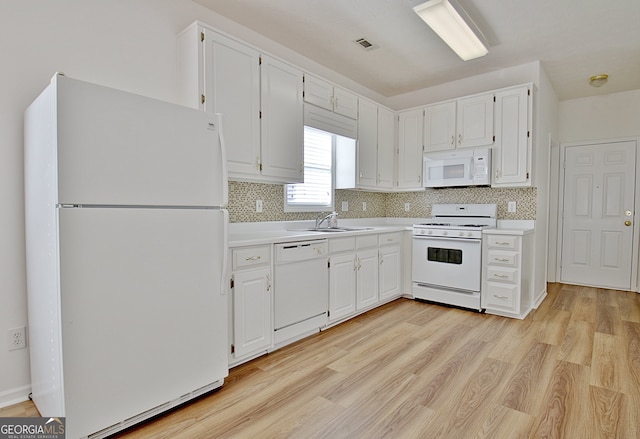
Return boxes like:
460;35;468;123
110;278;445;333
467;231;473;237
459;231;464;237
443;231;448;236
427;230;433;235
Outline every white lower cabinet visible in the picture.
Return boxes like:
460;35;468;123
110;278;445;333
378;232;403;300
356;246;379;310
482;230;534;319
228;229;405;363
328;235;382;323
229;245;272;366
329;250;357;322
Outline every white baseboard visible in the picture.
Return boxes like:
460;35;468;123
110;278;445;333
533;288;548;308
0;384;32;409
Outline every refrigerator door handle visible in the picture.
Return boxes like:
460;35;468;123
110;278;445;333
220;209;229;295
216;113;229;208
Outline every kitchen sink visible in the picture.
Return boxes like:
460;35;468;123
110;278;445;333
306;226;374;233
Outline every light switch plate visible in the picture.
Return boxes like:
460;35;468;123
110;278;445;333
342;201;349;211
508;201;517;213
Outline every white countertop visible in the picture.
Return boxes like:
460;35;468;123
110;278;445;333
484;220;535;236
483;228;534;236
229;219;415;247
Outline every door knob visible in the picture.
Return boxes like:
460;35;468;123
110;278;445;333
625;220;632;226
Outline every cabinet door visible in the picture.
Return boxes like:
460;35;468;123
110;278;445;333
493;87;530;186
356;99;378;188
333;86;358;119
329;253;357;321
424;101;456;152
260;56;304;183
379;245;402;300
377;107;396;189
356;248;379;310
303;74;333;111
232;268;271;358
456;94;494;149
397;109;424;188
204;31;261;177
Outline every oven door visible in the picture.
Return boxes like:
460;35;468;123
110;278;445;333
412;236;481;292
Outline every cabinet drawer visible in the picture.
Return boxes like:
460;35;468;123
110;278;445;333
329;236;356;254
356;234;378;250
486;266;518;284
483;282;518;311
487;235;519;250
487;250;518;267
378;232;402;247
232;245;270;270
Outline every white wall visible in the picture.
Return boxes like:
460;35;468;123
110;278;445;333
559;89;640;142
534;65;559;300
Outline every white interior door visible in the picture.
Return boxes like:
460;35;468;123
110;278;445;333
560;141;636;289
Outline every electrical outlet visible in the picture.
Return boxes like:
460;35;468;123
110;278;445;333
508;201;517;213
342;201;349;212
362;202;367;211
256;199;263;213
8;326;26;350
404;203;410;212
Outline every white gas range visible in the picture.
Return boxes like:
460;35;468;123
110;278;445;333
412;204;497;311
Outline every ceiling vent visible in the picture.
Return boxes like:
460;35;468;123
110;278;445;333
354;38;377;50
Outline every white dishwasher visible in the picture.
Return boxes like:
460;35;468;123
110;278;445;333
274;239;328;347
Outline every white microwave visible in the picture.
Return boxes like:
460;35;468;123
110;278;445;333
423;147;491;188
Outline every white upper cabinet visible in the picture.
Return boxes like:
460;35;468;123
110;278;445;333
492;85;532;187
377;107;396;189
202;31;261;177
424;101;456;152
424;93;494;153
397;108;424;189
304;74;358;119
356;99;378;188
177;22;303;183
260;56;304;183
354;99;395;190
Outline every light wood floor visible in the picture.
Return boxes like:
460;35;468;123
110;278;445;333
3;283;640;438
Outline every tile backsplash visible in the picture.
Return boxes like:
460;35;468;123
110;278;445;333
229;181;536;223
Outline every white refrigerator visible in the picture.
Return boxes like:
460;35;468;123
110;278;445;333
24;73;229;438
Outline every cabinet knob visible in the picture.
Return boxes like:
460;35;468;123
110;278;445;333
458;134;462;144
625;220;632;226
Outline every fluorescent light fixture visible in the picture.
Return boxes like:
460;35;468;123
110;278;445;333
412;0;488;61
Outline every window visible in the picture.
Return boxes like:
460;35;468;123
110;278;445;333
285;126;334;212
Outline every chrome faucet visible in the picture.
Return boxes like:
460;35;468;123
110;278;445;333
315;211;338;229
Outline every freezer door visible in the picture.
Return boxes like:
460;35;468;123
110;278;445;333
57;207;228;437
54;75;226;206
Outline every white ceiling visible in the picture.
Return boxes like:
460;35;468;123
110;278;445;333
193;0;640;101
